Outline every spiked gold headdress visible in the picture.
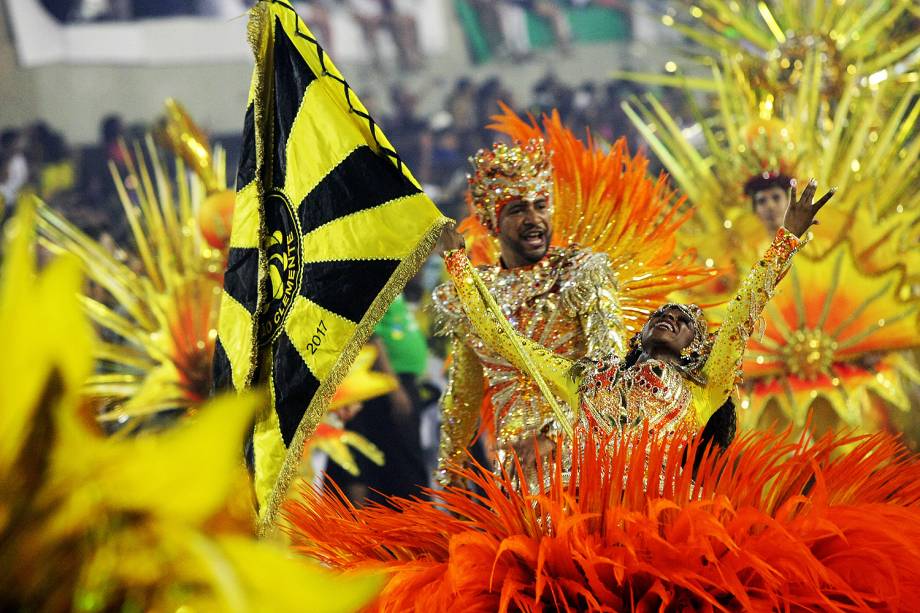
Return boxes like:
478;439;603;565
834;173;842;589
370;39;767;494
468;138;552;233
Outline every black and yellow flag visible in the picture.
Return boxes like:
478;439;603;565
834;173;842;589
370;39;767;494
212;0;448;530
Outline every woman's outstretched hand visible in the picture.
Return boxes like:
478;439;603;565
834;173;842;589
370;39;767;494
437;223;466;257
783;178;836;238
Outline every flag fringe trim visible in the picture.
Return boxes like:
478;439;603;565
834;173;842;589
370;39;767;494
246;0;450;532
240;2;270;391
256;217;448;535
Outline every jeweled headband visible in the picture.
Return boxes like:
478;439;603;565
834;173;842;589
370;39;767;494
468;139;553;233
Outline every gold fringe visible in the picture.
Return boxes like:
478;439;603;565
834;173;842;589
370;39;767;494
257;217;449;536
236;2;270;392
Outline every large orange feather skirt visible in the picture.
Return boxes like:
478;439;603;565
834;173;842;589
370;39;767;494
285;427;920;612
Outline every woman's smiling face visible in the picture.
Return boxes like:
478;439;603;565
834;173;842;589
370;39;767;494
640;305;697;357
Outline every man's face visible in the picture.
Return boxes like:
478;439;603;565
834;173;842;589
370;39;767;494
752;186;788;234
496;196;553;267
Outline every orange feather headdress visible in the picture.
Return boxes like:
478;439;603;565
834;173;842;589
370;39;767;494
462;103;718;336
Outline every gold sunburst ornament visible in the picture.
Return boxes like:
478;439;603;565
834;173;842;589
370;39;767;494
623;0;920;101
740;241;919;433
36;116;228;425
622;49;920;436
623;56;920;294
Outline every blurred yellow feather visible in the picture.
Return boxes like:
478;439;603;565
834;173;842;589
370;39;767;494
0;201;382;611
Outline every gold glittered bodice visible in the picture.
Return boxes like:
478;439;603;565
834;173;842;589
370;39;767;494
579;358;698;441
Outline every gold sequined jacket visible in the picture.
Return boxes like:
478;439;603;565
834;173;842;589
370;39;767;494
442;228;802;447
433;245;624;485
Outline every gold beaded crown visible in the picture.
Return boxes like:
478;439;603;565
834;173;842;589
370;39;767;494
468;138;552;232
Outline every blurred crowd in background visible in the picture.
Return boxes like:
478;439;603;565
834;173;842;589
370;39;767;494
0;72;693;239
41;0;626;24
37;0;636;69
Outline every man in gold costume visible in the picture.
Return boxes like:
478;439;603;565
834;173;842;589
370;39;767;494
433;139;624;486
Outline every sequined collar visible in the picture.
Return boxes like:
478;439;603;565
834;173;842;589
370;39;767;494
628;358;670;378
480;246;576;310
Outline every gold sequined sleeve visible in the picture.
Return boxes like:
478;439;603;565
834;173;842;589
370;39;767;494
571;253;626;358
443;249;580;407
436;336;484;487
697;227;802;423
